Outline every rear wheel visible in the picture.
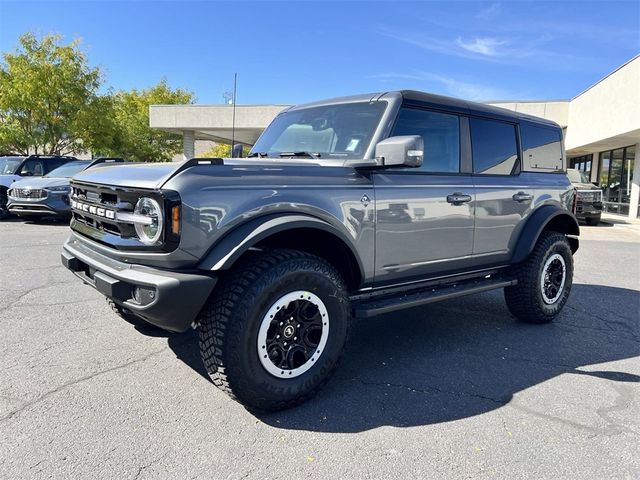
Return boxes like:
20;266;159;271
585;216;600;226
198;249;351;412
504;231;573;324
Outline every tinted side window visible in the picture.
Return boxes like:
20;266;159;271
392;108;460;173
470;118;518;175
521;123;563;170
44;158;67;173
19;159;45;176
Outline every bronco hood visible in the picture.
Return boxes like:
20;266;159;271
72;162;183;189
70;158;331;190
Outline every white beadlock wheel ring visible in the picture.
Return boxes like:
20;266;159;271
257;291;329;379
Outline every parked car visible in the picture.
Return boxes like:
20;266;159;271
61;91;579;412
0;155;77;219
7;158;124;220
567;168;603;225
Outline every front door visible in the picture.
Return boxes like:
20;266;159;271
373;107;475;285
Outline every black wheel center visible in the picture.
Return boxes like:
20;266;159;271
283;325;295;339
263;297;324;372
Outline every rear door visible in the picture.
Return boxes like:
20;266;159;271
373;107;475;285
470;117;533;266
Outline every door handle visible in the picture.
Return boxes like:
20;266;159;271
512;192;534;203
446;192;472;205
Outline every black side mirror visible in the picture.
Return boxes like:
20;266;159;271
232;144;243;158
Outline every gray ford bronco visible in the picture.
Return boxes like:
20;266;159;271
62;91;579;411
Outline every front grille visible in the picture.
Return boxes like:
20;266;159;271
70;184;139;240
69;181;180;252
576;190;602;203
10;188;46;199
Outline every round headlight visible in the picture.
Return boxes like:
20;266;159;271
134;197;163;245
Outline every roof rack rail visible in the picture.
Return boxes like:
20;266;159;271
88;157;125;167
26;154;79;160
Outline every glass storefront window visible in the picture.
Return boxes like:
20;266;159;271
599;151;610;186
598;145;636;216
569;154;593;178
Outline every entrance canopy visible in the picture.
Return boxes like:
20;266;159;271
149;104;289;147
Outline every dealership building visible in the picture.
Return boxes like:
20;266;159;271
150;55;640;220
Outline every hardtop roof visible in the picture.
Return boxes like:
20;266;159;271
285;90;560;129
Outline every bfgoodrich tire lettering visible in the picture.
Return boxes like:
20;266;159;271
197;249;351;412
504;231;573;324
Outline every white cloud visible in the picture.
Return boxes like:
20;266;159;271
456;37;508;56
367;71;521;101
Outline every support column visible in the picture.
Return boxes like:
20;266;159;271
182;130;195;161
628;143;640;219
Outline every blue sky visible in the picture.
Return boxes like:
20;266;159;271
0;0;638;104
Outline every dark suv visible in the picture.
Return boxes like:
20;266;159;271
567;168;603;225
62;91;579;411
0;155;77;219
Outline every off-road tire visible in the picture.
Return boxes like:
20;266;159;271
106;298;149;327
585;217;600;226
198;249;351;412
504;231;573;324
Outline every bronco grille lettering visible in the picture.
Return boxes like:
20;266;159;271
71;199;116;220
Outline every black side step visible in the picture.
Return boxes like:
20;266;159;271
353;276;517;318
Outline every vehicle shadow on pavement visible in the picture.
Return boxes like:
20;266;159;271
156;283;639;432
133;324;212;382
256;283;640;432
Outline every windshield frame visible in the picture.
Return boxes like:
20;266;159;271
44;161;91;178
250;95;401;163
567;168;591;184
0;156;25;175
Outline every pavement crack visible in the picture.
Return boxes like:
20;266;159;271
0;280;78;312
133;457;162;480
352;377;509;406
0;347;169;424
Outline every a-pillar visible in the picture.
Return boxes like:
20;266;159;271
182;130;195;161
628;142;640;219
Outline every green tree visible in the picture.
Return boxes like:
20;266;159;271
0;33;113;155
201;143;251;158
107;79;195;162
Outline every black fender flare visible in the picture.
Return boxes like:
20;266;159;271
512;205;580;264
197;213;365;280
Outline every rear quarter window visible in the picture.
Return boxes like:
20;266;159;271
521;123;563;171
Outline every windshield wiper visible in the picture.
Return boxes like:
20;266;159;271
278;151;321;159
247;152;269;158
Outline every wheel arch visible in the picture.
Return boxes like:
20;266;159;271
512;205;579;264
198;214;364;290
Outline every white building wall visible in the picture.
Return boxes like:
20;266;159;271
565;57;640;152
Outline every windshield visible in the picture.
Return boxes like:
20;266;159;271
250;102;387;159
44;161;90;178
567;168;591;184
0;157;24;175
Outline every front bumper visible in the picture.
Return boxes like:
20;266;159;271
8;193;71;217
61;236;217;332
575;200;603;219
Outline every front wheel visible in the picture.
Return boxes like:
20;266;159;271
198;249;351;412
504;231;574;324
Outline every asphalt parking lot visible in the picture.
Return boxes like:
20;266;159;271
1;218;639;479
